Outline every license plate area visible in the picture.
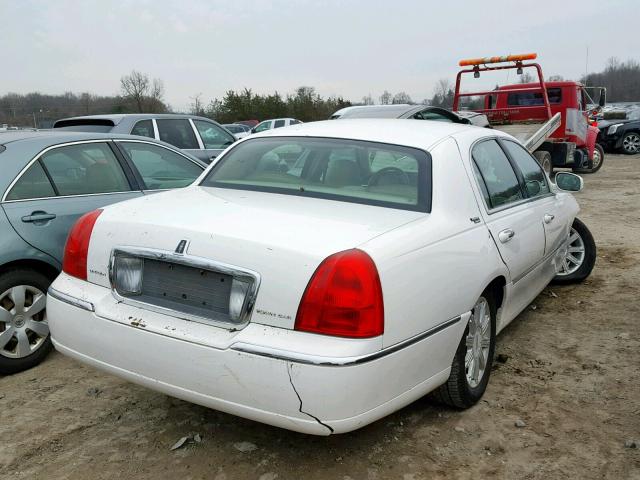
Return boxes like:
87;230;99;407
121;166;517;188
109;247;260;329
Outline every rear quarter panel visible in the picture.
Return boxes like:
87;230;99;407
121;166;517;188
361;137;508;348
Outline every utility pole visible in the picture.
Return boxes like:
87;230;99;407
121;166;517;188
33;112;37;129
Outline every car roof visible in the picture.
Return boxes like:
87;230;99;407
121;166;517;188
249;118;498;150
332;104;420;119
53;113;215;127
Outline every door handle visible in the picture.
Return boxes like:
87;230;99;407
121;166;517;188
498;229;515;243
544;214;555;224
21;211;56;223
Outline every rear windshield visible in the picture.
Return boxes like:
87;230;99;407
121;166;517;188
200;137;431;212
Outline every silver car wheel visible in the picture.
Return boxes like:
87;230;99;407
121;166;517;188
465;296;491;389
557;227;586;276
622;133;640;154
592;147;602;169
0;285;49;359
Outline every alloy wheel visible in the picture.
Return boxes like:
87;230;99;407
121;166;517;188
0;285;49;359
465;297;491;388
557;227;586;276
622;133;640;154
592;147;602;170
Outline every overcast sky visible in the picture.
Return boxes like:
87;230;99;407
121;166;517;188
1;0;637;111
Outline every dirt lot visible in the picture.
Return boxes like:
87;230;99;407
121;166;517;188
1;154;639;480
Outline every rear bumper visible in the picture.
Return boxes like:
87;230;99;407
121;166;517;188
48;275;466;434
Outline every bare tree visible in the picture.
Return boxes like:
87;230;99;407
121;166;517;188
361;94;374;105
379;90;392;105
548;75;564;81
120;70;165;113
434;79;452;101
190;93;204;115
120;71;149;112
392;92;413;104
519;72;534;84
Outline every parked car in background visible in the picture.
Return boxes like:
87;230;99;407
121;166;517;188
223;123;251;140
236;120;259;128
53;114;235;164
48;119;594;435
597;109;640;155
330;104;490;127
0;130;205;374
252;118;302;133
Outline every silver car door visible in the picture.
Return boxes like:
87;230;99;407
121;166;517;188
2;141;141;263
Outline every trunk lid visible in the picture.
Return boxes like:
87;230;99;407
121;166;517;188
87;186;424;329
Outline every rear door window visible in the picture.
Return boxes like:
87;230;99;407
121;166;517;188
5;162;56;200
273;120;286;128
119;142;203;190
156;119;199;149
40;143;131;196
472;140;524;209
193;120;235;149
131;119;155;139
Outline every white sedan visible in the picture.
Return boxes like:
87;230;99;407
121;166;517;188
47;120;595;435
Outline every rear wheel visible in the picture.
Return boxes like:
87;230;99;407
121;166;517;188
552;218;596;284
434;291;496;408
620;132;640;155
0;269;53;374
533;151;553;176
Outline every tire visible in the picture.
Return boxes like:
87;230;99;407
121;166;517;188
0;268;54;374
574;144;604;174
552;218;596;284
620;132;640;155
533;151;553;176
434;290;496;409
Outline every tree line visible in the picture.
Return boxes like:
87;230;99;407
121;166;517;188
196;87;351;123
581;57;640;102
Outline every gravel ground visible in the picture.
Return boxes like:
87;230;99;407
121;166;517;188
1;154;639;480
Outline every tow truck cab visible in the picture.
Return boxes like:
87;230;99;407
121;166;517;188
484;81;600;168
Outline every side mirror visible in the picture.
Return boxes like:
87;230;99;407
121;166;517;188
555;172;583;192
251;128;257;134
598;88;606;107
525;180;541;196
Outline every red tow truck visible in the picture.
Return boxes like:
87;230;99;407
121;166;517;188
453;53;606;174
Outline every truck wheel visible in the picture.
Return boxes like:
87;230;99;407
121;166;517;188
574;144;604;174
533;151;553;176
552;218;596;284
0;269;53;374
434;290;496;409
620;132;640;155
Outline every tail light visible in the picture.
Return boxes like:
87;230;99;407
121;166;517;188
295;249;384;338
62;210;103;280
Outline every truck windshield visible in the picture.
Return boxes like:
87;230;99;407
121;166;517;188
507;88;562;106
200;137;431;212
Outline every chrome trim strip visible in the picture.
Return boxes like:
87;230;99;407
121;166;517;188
47;286;95;312
108;246;261;331
2;190;137;204
231;315;463;367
